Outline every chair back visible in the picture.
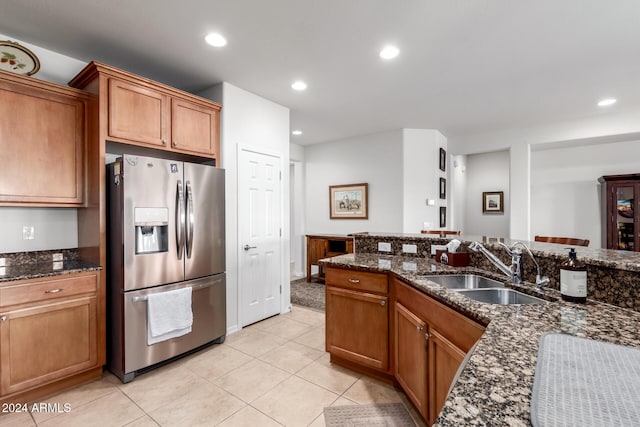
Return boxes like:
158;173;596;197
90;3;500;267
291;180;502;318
421;230;461;236
534;235;589;247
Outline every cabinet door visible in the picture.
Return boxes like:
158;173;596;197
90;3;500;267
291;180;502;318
108;78;169;147
427;328;465;425
326;286;389;371
610;183;638;251
0;297;98;395
171;98;219;157
0;80;84;205
395;303;428;419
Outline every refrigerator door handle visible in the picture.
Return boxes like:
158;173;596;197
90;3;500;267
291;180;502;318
176;180;185;260
186;181;195;258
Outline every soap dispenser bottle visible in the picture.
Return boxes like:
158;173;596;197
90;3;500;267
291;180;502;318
560;248;587;303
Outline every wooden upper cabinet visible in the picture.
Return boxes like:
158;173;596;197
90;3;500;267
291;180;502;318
70;61;221;161
0;70;89;206
171;97;218;156
108;78;169;148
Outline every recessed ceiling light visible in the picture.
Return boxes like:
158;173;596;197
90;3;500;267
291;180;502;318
292;130;303;136
597;98;617;107
205;33;227;47
379;45;400;60
291;81;307;91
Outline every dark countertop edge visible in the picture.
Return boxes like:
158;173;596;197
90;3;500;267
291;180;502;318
0;263;102;283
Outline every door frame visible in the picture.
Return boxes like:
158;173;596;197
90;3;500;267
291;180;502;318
236;144;287;328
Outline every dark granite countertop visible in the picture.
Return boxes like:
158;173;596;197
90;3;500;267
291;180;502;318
321;253;640;426
0;249;101;283
357;232;640;273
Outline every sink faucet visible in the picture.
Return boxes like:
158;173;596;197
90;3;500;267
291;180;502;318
469;241;549;289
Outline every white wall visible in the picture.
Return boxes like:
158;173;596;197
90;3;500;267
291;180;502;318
200;82;290;335
402;129;448;233
464;150;510;237
449;108;640;240
0;33;87;253
531;140;640;248
451;155;467;233
304;130;404;235
290;143;305;277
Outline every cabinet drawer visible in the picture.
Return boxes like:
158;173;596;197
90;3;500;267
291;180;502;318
0;273;97;308
325;267;388;294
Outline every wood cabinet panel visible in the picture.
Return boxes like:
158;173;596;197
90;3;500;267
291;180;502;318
395;302;428;419
108;78;168;147
0;273;97;307
428;329;466;425
171;98;218;156
326;286;389;371
0;71;87;205
325;267;388;294
0;296;98;395
393;276;484;352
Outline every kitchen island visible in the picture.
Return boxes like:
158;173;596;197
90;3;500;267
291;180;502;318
321;245;640;426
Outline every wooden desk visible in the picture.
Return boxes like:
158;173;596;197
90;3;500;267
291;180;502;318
306;234;354;282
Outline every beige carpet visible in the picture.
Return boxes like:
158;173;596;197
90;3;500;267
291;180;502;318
324;403;416;426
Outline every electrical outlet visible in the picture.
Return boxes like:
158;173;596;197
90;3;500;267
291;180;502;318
22;226;35;240
378;259;392;269
52;261;63;270
402;261;417;271
0;258;5;267
52;253;63;262
378;242;391;252
423;222;433;229
402;244;417;254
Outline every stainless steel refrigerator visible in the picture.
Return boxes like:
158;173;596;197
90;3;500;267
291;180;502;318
107;154;226;383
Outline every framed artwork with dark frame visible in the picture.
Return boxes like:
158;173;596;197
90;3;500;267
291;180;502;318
439;206;446;227
439;177;446;199
329;183;368;219
439;147;446;171
482;191;504;213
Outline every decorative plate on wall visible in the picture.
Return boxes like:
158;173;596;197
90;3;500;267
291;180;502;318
0;40;40;76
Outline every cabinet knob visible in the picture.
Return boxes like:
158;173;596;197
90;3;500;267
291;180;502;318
162;139;167;146
380;300;386;307
0;315;6;322
424;333;431;341
172;140;178;147
348;279;360;284
417;326;423;332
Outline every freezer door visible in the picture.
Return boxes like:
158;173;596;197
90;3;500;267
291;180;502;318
184;163;225;279
122;154;184;290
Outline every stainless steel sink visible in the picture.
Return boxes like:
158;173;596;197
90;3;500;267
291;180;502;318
422;274;505;289
455;288;546;305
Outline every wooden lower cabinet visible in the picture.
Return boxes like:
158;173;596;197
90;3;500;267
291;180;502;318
428;329;466;421
394;303;428;418
0;271;101;402
325;268;485;425
326;286;389;371
393;277;485;425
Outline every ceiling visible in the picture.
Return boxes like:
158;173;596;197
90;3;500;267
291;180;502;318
1;0;639;146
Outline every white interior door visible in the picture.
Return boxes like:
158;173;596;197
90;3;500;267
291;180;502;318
238;148;282;327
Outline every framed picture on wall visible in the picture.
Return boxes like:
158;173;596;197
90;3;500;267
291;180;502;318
482;191;504;213
440;206;446;227
439;148;446;171
329;183;369;219
439;177;446;199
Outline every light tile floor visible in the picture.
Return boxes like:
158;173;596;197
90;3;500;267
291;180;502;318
0;305;425;427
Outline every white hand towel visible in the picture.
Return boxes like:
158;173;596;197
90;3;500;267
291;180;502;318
147;286;193;345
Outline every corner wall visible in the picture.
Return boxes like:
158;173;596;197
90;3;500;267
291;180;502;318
199;82;290;335
304;130;404;235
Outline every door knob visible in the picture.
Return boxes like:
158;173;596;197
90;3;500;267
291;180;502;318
244;245;257;251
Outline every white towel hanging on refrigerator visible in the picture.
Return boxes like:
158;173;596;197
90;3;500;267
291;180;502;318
147;286;193;345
